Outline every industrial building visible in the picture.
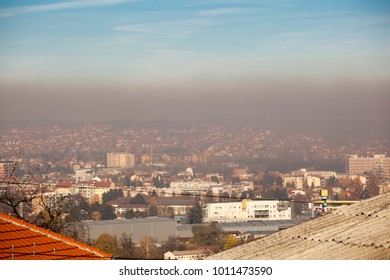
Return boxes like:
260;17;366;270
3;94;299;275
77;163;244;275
83;217;177;244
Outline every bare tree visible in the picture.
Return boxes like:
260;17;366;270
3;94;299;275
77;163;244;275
138;235;158;259
0;160;90;242
0;161;49;220
347;178;363;200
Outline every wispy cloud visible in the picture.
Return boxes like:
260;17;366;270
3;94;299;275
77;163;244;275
0;0;133;18
113;18;214;39
199;7;250;17
113;24;151;32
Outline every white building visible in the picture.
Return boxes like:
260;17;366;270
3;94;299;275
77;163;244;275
75;169;95;182
210;182;254;197
169;180;222;194
72;181;113;204
164;249;213;260
283;175;304;189
203;199;291;223
306;175;322;188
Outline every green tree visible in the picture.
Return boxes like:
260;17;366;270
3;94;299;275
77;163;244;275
326;175;336;186
262;172;278;189
93;233;117;255
188;200;203;224
161;235;180;253
116;233;135;259
130;193;146;204
102;189;124;203
124;209;135;218
91;203;116;220
191;223;225;248
100;204;116;220
148;196;158;216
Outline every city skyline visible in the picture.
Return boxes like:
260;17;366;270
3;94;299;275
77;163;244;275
0;0;389;127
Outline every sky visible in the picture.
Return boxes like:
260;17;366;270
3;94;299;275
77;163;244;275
0;0;389;129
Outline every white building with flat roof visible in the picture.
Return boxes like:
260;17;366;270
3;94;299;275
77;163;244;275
203;199;291;223
169;180;222;194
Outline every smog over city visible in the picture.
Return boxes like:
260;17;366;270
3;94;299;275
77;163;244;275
1;1;389;137
1;0;390;266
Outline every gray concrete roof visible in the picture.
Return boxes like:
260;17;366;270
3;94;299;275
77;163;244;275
207;192;390;260
83;216;173;226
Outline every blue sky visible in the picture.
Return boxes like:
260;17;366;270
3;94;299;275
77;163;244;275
1;0;389;84
0;1;389;124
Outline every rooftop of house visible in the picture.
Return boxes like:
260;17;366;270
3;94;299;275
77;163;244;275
0;213;112;260
207;191;390;260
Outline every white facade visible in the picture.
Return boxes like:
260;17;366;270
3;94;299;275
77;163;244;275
204;199;291;223
164;250;212;260
72;183;112;204
283;176;304;189
75;169;95;182
169;180;222;194
306;175;321;188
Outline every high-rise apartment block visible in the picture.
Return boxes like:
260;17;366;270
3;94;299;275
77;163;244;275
0;160;15;179
107;153;135;168
347;154;390;179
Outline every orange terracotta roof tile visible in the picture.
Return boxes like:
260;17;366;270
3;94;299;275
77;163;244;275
0;213;111;260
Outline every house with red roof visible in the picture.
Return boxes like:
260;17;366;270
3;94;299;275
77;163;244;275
0;213;111;260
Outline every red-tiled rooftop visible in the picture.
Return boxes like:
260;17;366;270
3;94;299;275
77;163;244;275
0;213;111;260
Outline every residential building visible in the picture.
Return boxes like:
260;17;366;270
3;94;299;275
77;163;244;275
0;160;14;179
169;180;222;195
203;199;291;223
233;167;251;180
72;181;113;204
75;169;95;182
107;152;135;168
348;154;390;179
155;197;197;217
106;198;147;216
306;175;322;188
283;175;304;189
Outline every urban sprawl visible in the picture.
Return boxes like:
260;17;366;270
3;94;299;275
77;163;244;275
1;121;389;260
